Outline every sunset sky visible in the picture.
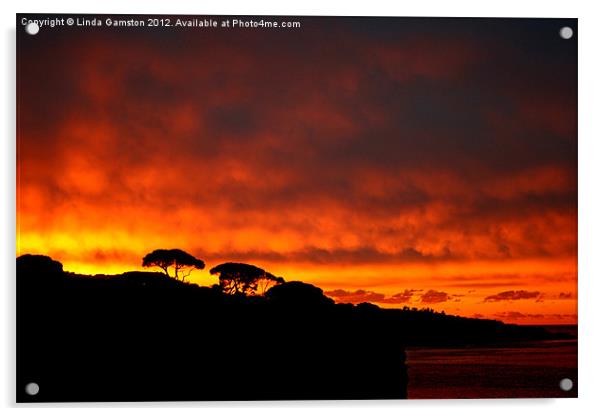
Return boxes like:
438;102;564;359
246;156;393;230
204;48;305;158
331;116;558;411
17;16;577;324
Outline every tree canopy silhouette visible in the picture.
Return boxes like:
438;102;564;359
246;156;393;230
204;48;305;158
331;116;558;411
142;249;205;281
209;262;284;295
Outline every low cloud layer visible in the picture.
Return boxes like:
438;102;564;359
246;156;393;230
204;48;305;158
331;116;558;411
421;290;452;304
494;311;577;321
325;288;420;304
484;290;541;302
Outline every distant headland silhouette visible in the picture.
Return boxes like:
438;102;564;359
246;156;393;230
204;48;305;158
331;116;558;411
17;251;567;402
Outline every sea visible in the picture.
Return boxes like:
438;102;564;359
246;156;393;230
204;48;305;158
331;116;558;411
405;325;578;399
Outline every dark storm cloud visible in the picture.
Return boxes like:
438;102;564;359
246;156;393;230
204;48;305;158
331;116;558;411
207;105;260;136
17;16;577;272
199;246;456;265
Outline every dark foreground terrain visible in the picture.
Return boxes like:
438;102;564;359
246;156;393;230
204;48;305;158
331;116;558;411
17;254;566;402
407;337;577;398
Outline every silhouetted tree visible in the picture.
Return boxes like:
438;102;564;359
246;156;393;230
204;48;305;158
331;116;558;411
257;274;285;295
209;262;284;295
142;249;205;281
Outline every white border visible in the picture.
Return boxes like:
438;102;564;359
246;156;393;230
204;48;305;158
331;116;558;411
3;1;602;415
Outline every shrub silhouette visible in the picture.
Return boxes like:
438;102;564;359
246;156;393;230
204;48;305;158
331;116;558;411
265;281;334;307
142;249;205;281
210;262;284;295
17;254;63;276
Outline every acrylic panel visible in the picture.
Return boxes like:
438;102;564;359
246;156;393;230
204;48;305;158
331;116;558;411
16;14;578;402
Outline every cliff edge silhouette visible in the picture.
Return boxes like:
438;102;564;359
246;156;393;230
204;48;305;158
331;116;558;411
16;254;561;402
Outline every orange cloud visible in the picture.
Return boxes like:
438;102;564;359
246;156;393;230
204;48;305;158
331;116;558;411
484;290;541;302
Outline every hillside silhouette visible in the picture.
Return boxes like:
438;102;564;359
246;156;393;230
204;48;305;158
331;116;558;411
17;254;564;402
